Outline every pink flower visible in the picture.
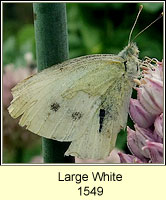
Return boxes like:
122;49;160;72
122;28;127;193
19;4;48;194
137;77;163;115
145;59;163;81
127;125;152;161
118;152;143;163
119;59;163;164
143;141;163;163
154;113;163;139
129;98;156;128
3;54;40;163
129;59;163;128
3;63;36;108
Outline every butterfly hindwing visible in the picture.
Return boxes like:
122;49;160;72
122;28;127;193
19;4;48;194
65;76;133;159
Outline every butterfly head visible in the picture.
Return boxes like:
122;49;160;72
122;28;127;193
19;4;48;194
118;42;139;59
118;42;140;78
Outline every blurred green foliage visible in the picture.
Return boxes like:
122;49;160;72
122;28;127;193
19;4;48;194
3;4;35;67
3;2;163;67
3;3;163;162
67;3;163;60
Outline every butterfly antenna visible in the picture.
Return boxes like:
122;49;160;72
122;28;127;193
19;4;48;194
128;5;143;45
131;12;163;42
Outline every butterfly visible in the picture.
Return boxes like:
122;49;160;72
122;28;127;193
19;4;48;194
7;6;162;159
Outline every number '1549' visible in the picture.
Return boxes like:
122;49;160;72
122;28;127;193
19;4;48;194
78;186;103;196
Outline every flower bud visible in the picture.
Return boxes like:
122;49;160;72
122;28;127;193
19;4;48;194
137;77;163;115
129;98;156;128
154;113;163;139
143;141;163;163
127;125;152;161
118;152;143;163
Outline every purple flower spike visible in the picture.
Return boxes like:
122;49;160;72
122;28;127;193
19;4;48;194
145;77;163;108
119;58;163;164
118;152;143;163
157;61;163;78
143;141;163;163
129;98;156;128
154;113;163;139
127;125;151;161
137;78;163;116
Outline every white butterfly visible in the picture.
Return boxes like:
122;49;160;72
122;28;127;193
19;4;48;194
8;6;161;159
8;42;139;159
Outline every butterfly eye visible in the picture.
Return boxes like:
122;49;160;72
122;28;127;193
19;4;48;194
124;61;127;71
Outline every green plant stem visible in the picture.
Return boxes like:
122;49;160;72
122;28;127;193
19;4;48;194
33;3;74;163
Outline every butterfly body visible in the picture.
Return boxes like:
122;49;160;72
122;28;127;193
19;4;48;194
8;42;140;159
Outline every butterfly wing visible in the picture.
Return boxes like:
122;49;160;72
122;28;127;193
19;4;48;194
8;54;130;159
65;77;133;159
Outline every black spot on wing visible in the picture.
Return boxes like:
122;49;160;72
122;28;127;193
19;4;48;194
50;102;60;112
99;109;105;133
72;112;82;121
